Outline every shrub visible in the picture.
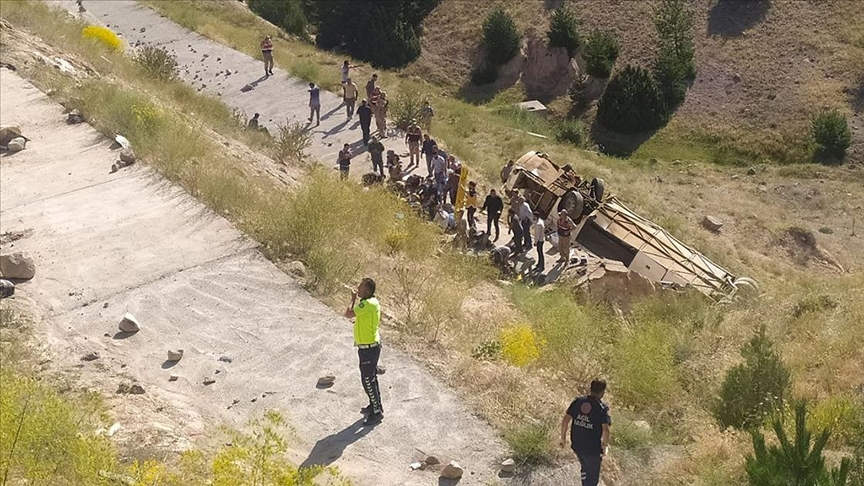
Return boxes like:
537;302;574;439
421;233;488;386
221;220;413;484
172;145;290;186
746;402;852;486
568;74;590;111
793;294;839;318
654;0;696;78
389;90;427;131
611;320;678;408
596;65;668;133
273;120;311;164
500;324;542;367
547;4;580;57
714;325;792;430
807;394;864;448
482;7;521;67
247;0;309;40
812;109;851;157
582;30;619;78
653;43;688;106
505;423;553;465
471;339;502;360
81;25;122;50
555;119;586;147
134;45;179;81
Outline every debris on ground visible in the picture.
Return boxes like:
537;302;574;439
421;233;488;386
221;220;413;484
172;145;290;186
439;461;464;480
202;377;216;386
167;349;184;362
1;124;29;151
316;374;336;388
0;279;14;298
118;312;140;333
0;251;36;280
169;374;179;381
501;458;516;473
66;109;85;124
701;215;724;232
81;351;100;361
117;382;145;394
424;456;441;465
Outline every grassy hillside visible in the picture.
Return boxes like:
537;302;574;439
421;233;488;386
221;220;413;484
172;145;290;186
407;0;864;165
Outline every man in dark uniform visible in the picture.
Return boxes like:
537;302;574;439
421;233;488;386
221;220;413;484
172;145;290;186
357;99;373;146
560;379;611;486
344;278;384;425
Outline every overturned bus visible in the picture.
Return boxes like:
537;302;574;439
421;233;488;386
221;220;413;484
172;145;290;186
504;151;757;301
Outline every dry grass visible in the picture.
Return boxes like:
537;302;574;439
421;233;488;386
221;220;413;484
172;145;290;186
5;2;864;484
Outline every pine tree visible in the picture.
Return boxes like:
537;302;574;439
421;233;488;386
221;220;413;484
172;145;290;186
596;65;668;133
654;0;696;78
547;5;580;57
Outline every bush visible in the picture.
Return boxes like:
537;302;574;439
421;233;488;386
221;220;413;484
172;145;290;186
807;394;864;448
555;119;586;147
134;45;179;81
746;402;852;486
547;4;580;57
500;324;542;367
611;320;678;408
505;423;553;465
596;65;668;133
653;43;688;106
389;90;427;131
654;0;696;78
273;120;311;164
568;74;590;111
482;7;521;67
812;109;851;157
247;0;309;39
714;325;792;430
81;25;122;51
582;30;619;78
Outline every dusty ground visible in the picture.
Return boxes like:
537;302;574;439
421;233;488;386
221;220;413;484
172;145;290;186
0;68;516;485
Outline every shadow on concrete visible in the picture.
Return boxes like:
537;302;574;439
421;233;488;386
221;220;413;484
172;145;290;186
113;331;137;340
246;74;269;89
707;0;770;38
299;419;375;469
161;360;178;369
439;478;462;486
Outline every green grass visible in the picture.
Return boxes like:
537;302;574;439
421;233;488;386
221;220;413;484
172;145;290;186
504;422;554;465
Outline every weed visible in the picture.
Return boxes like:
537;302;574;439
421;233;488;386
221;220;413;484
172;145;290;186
807;394;864;448
389;90;428;131
792;294;839;318
504;422;553;465
612;319;678;409
555;119;586;147
500;324;542;367
81;25;122;51
273;120;311;165
471;339;502;360
134;45;179;81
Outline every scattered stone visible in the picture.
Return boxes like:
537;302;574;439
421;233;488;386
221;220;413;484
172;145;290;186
0;125;26;147
167;349;184;362
218;355;233;363
119;148;136;165
376;365;386;375
0;279;14;298
169;374;179;381
440;461;464;480
118;313;140;333
409;462;423;471
701;215;724;233
67;109;85;124
818;227;834;235
7;136;27;153
286;260;307;277
203;377;216;386
139;27;146;33
425;456;441;466
419;461;428;470
501;458;516;473
81;351;100;361
747;167;757;176
103;302;109;308
116;382;145;394
732;73;742;83
108;422;121;437
317;375;336;388
0;251;36;280
632;420;652;432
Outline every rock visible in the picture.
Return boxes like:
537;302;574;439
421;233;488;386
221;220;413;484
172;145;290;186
286;261;306;277
0;252;36;280
0;279;14;298
425;456;441;466
633;420;652;432
218;355;233;363
81;351;100;361
118;313;140;333
317;375;336;388
732;73;742;83
167;349;184;361
67;109;85;124
747;167;757;176
440;461;464;480
169;374;179;381
701;215;724;232
7;137;26;152
203;377;216;386
107;422;121;436
0;125;24;147
376;365;386;375
501;458;516;473
409;462;423;471
117;382;145;394
119;148;136;165
139;27;146;33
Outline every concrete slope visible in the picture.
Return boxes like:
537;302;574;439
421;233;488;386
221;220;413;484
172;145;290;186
0;69;512;485
52;0;396;173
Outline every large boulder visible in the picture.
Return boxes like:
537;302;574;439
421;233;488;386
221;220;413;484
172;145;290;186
118;313;140;333
0;252;36;280
440;461;464;480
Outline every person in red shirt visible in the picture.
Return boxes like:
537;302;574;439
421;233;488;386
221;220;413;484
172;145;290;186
260;36;274;76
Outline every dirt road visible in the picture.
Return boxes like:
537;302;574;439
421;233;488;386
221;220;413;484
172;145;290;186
0;68;515;485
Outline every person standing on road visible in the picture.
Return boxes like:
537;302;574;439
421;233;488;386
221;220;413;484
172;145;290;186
308;83;321;126
557;209;576;263
336;143;352;180
532;211;546;272
481;188;504;241
368;136;385;176
518;197;533;251
560;379;611;486
405;120;422;169
465;181;479;231
501;159;515;184
261;35;274;76
365;73;378;100
343;78;358;119
345;278;384;426
420;100;435;129
357;100;373;145
431;148;447;199
341;60;359;84
374;90;388;137
508;208;523;254
421;134;438;176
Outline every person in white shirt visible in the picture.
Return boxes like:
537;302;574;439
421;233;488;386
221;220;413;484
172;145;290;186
518;198;533;251
532;212;546;272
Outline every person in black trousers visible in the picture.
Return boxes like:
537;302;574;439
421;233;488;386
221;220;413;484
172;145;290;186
482;188;504;241
357;99;373;146
508;208;523;254
560;379;611;486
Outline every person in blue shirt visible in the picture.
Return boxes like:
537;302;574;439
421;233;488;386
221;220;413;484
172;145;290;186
560;379;612;486
308;83;321;126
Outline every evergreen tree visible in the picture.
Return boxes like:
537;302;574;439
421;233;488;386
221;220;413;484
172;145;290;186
547;5;580;57
654;0;696;78
596;65;668;133
482;7;521;67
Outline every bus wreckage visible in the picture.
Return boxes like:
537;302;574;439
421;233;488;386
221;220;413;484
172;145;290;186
504;151;757;301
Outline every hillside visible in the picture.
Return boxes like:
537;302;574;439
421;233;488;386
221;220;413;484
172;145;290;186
407;0;864;164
